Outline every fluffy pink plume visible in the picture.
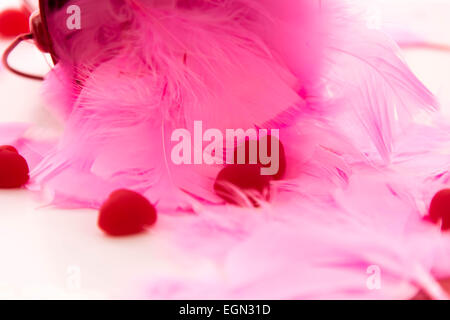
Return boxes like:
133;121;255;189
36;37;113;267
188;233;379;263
3;0;450;299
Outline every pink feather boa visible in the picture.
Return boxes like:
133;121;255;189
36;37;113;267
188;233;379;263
4;0;450;299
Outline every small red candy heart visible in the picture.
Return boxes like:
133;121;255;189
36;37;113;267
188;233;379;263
0;8;30;39
233;135;286;180
0;148;29;188
214;164;271;207
428;189;450;231
98;189;157;236
0;145;18;154
411;278;450;299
